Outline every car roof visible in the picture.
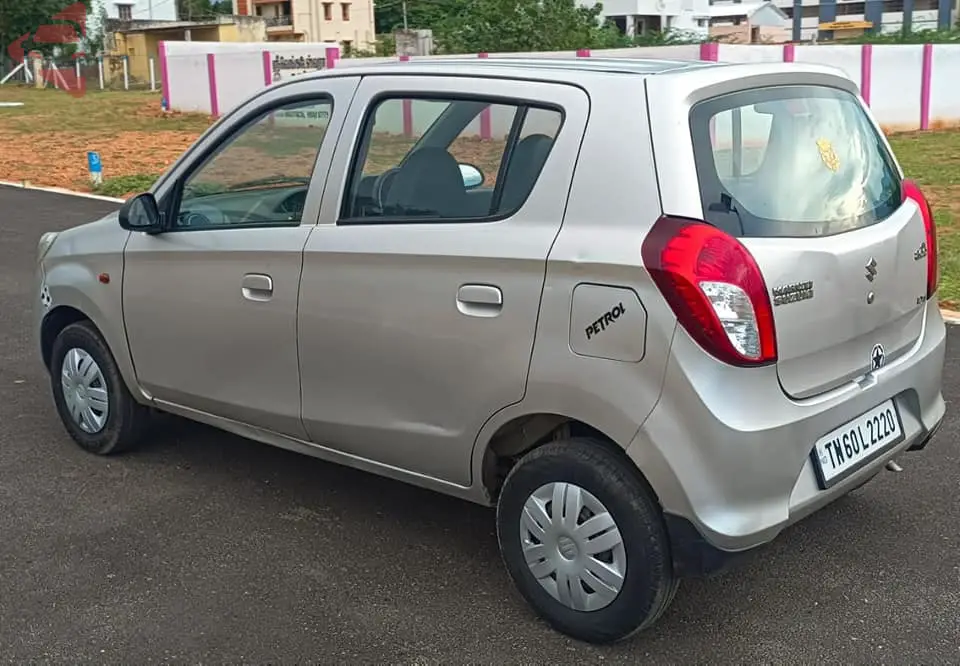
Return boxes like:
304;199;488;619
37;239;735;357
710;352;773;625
292;56;847;86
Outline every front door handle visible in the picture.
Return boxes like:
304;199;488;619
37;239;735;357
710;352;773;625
457;284;502;317
242;273;273;301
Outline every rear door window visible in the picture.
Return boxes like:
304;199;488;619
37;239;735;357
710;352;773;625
689;86;901;238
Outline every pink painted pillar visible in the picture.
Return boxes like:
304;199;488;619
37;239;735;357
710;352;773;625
158;41;171;109
399;55;413;137
325;45;340;69
703;44;719;140
576;48;591;57
262;50;272;85
860;44;873;107
206;53;219;118
262;51;274;127
478;52;492;140
783;43;795;62
920;43;934;130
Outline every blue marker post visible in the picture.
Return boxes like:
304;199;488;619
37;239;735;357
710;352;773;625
87;151;102;186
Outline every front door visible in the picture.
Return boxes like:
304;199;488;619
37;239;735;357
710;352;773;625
123;79;358;438
298;75;589;486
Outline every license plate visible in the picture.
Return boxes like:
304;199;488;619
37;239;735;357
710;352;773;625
811;399;904;489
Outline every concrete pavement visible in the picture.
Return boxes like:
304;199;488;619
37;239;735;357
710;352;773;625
1;185;958;664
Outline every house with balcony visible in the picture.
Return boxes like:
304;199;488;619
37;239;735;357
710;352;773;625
233;0;375;52
777;0;951;41
579;0;711;38
87;0;178;50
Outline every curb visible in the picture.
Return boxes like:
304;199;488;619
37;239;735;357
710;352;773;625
0;180;125;203
940;308;960;325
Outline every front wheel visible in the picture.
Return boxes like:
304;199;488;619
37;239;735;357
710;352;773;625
49;321;149;455
496;438;679;644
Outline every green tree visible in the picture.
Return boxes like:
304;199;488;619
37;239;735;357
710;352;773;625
374;0;454;33
0;0;94;60
176;0;232;20
84;0;109;55
432;0;630;53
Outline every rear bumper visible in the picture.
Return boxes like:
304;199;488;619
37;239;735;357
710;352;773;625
664;411;945;578
627;299;946;557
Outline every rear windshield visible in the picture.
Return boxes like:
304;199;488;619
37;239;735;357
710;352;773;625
689;85;901;238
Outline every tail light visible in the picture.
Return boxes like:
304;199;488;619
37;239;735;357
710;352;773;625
641;215;777;367
902;179;938;300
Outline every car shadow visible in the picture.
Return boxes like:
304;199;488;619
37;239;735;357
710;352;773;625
128;412;914;653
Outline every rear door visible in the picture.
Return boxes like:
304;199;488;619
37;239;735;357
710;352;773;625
648;70;928;399
297;76;588;487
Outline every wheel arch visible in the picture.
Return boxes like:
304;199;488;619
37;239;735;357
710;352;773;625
39;286;145;405
41;305;90;370
473;410;664;511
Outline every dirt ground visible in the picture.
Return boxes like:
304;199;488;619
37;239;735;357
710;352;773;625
0;88;206;195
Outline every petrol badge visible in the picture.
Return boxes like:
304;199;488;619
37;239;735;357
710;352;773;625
585;302;626;340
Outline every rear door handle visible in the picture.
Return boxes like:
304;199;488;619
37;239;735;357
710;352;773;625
242;273;273;301
457;284;502;317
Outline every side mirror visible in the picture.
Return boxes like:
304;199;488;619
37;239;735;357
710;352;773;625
458;163;484;190
118;192;163;233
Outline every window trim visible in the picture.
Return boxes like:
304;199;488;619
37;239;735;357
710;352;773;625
337;92;565;227
159;93;334;233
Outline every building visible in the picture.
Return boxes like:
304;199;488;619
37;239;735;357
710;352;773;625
580;0;714;38
709;2;791;42
88;0;178;42
584;0;954;41
108;16;268;82
778;0;954;41
232;0;376;52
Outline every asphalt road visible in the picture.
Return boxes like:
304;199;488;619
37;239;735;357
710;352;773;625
1;185;958;665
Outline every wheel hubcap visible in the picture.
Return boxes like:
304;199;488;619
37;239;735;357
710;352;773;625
520;482;626;612
60;348;109;434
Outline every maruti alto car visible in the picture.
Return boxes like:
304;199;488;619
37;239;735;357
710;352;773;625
35;57;946;643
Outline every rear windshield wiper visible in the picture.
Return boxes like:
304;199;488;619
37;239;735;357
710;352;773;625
707;192;745;236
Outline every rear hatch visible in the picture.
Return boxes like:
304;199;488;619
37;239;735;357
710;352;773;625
688;85;928;399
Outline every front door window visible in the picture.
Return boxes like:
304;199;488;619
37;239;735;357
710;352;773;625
175;97;333;229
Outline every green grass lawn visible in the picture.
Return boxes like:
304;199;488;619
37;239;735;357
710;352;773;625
0;86;210;133
887;130;960;307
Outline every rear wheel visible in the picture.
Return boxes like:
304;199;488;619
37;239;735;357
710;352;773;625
496;438;679;644
50;321;149;455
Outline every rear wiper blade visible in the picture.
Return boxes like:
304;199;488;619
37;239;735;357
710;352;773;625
707;192;744;235
224;176;310;191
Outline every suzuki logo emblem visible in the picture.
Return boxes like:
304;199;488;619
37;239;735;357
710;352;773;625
865;257;878;282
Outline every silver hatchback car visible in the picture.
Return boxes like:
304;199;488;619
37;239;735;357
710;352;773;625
36;58;945;643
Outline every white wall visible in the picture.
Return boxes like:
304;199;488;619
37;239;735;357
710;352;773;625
160;40;960;134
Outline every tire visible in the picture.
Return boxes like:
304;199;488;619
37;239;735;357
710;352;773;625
497;438;679;644
49;321;149;455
